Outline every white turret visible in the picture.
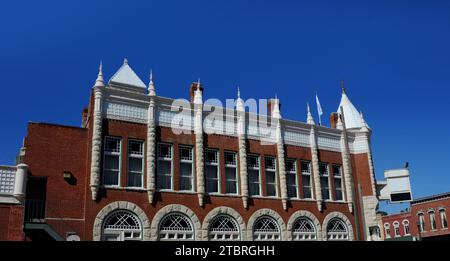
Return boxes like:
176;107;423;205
306;103;315;125
337;81;366;129
94;61;104;87
148;70;156;96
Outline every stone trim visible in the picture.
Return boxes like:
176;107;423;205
93;201;150;241
90;88;103;200
286;210;322;241
201;206;246;241
309;126;323;211
246;208;286;241
322;212;354;241
150;204;202;241
146;97;156;203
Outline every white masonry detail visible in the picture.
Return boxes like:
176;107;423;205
338;108;354;213
272;99;288;210
194;83;205;206
237;89;249;209
309;125;323;212
146;74;157;203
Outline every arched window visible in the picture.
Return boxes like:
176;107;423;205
402;220;410;235
102;210;142;241
292;217;317;241
384;223;391;238
326;218;349;241
253;216;281;241
393;221;400;237
208;215;240;241
158;213;194;241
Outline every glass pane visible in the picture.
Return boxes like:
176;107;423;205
205;165;218;179
319;163;328;174
224;152;236;165
180;176;192;191
301;161;311;173
248;170;259;183
266;184;276;196
302;175;311;187
157;161;171;175
287;185;297;198
105;155;119;170
286;173;296;186
335;189;343;201
266;171;276;183
129;157;142;172
322;188;330;200
303;187;312;198
226;180;237;194
249;182;260;196
333;165;341;176
104;170;119;186
180;162;192;177
206;178;218;193
159;144;172;158
127;172;142;187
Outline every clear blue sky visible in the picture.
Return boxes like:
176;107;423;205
1;0;449;214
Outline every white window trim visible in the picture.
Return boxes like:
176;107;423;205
179;145;194;192
393;221;400;237
418;213;425;232
286;159;299;199
332;164;345;202
384;223;391;238
157;142;174;191
127;139;145;189
247;154;261;197
301;160;313;199
439;209;448;229
205;148;220;194
429;210;436;231
264;156;278;198
402;220;410;235
224;151;239;195
319;163;331;201
103;136;122;188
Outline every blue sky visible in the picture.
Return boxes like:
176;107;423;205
1;0;449;213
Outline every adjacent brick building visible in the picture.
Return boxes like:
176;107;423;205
1;59;383;241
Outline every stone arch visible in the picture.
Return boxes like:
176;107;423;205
93;201;151;241
322;212;354;241
150;204;201;241
201;206;246;241
286;210;322;241
246;208;286;241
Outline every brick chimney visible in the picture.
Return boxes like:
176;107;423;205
267;99;281;118
189;82;203;102
330;112;339;129
82;107;89;127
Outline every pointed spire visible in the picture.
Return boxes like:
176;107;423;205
237;86;244;111
306;103;315;125
237;86;241;98
341;80;346;94
197;78;201;89
336;113;343;130
94;61;105;87
124;58;128;65
148;69;156;96
194;78;203;104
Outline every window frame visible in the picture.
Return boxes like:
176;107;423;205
156;142;174;191
393;221;400;237
319;162;331;200
285;159;299;199
103;136;122;187
300;160;313;199
224;151;238;195
127;139;145;188
205;148;220;194
439;208;448;229
264;156;278;198
429;210;436;230
332;164;344;201
179;145;194;192
384;223;391;239
247;154;261;197
418;212;425;232
402;220;410;235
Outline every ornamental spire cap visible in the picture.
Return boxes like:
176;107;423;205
94;61;105;87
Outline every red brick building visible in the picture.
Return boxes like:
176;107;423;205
1;59;383;241
381;212;414;241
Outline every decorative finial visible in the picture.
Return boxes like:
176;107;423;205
306;102;315;125
275;93;278;100
124;58;128;65
237;86;241;98
150;69;153;82
307;102;311;113
148;69;156;96
341;80;346;94
94;60;105;87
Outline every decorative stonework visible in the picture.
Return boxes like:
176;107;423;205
90;88;103;201
321;212;354;241
309;126;323;211
286;210;322;241
237;108;248;209
362;195;379;240
93;201;150;241
146;97;156;203
246;208;286;240
275;121;288;210
150;204;202;241
201;207;246;241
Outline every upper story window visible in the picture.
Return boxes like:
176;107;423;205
285;159;298;198
332;164;344;201
439;208;448;229
103;136;122;186
301;161;312;199
157;143;173;190
319;163;331;200
264;156;277;197
393;221;400;237
247;155;261;196
418;213;425;232
179;145;194;191
205;149;219;193
384;223;391;238
224;151;238;194
402;220;410;235
429;210;436;230
127;139;144;188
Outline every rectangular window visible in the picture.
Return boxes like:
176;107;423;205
224;152;238;194
205;149;219;193
319;163;330;200
157;143;173;190
265;156;277;197
418;213;425;232
332;164;344;201
127;139;144;187
440;209;448;229
430;211;436;230
103;137;121;186
179;145;194;191
301;161;312;199
286;159;298;198
247;155;261;196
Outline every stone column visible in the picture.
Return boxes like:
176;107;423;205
194;88;205;207
13;163;28;201
146;97;156;203
309;126;323;212
90;87;103;201
338;108;354;213
237;93;248;209
275;119;288;210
